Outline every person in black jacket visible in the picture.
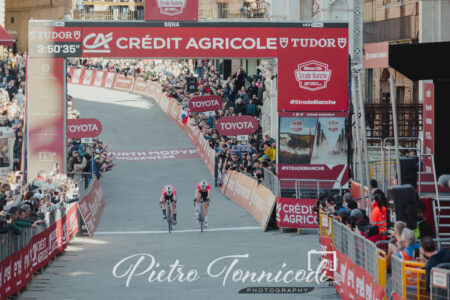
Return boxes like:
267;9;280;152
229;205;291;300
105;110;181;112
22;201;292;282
234;97;246;115
419;236;450;292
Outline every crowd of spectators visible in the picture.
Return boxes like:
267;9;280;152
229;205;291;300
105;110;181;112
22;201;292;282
0;50;26;171
0;169;80;235
68;58;277;184
66;95;115;187
317;179;450;293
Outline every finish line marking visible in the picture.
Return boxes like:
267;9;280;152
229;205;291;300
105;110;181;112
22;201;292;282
95;226;261;235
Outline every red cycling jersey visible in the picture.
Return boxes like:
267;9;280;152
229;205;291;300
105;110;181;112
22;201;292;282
161;185;177;197
196;182;211;192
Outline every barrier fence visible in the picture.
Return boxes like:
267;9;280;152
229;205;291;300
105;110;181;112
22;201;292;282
431;266;450;299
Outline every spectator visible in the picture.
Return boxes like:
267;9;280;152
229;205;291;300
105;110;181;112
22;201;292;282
246;98;257;116
394;228;420;261
387;221;408;270
414;200;434;239
419;236;450;292
235;97;246;115
370;193;387;233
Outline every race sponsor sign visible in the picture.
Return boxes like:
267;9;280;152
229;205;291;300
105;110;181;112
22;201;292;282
189;95;222;112
93;70;105;87
104;72;117;89
28;27;82;42
364;42;389;69
223;170;276;230
276;198;318;229
278;112;349;186
133;77;150;95
67;118;103;138
71;68;84;84
82;69;94;85
28;26;83;58
78;177;106;237
113;74;134;91
108;148;199;161
27;58;66;180
333;249;386;300
423;83;434;173
278;55;348;112
145;0;198;21
216;116;259;136
319;236;335;279
0;204;78;300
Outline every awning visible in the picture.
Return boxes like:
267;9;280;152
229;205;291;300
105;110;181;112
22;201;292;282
389;42;450;81
0;25;14;47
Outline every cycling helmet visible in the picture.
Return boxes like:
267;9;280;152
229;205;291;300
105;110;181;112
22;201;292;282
166;185;173;197
200;180;208;190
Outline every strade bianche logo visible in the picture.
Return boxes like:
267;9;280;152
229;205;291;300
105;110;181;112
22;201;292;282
83;32;113;53
294;60;332;91
157;0;187;16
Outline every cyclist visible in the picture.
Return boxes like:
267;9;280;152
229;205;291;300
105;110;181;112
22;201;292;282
161;184;177;225
195;180;211;227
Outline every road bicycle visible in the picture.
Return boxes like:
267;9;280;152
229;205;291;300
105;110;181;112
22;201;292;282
165;199;174;233
198;198;205;232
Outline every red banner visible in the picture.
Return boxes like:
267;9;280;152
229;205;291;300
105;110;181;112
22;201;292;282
78;177;106;236
189;95;222;112
319;236;334;279
82;69;95;85
0;205;78;300
364;42;389;69
333;249;386;300
145;0;198;21
276;198;318;228
93;70;105;87
216;116;259;136
423;83;434;173
67;118;103;138
27;58;66;179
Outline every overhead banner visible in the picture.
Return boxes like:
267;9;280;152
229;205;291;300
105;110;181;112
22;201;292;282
278;112;349;186
27;57;66;180
145;0;198;21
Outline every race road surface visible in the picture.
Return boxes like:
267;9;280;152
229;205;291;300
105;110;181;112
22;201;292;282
18;84;339;300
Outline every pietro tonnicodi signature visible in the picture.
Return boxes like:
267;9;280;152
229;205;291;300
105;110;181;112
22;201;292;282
112;253;329;288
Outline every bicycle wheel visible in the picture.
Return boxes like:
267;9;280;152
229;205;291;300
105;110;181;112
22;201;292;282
199;202;204;232
167;202;172;233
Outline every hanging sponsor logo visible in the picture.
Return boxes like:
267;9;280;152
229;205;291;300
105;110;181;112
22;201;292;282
327;120;339;132
216;116;259;136
145;0;198;21
295;60;332;91
290;120;303;132
189;95;222;112
67;118;103;138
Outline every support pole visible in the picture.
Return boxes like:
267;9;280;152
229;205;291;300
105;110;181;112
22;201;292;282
390;74;402;186
351;73;366;210
357;71;372;212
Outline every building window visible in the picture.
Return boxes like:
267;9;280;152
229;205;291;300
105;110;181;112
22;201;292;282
218;3;229;19
11;17;14;24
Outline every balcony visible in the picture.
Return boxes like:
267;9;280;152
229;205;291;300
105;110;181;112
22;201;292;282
365;103;423;142
200;0;268;20
364;15;419;43
73;1;144;21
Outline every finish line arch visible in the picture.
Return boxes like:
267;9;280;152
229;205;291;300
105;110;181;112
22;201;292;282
26;20;349;185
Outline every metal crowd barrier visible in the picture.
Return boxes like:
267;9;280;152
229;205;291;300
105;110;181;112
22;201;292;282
391;255;429;300
431;266;450;299
262;168;279;197
0;204;73;261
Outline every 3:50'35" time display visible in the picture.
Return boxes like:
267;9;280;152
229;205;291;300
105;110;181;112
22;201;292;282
37;44;80;54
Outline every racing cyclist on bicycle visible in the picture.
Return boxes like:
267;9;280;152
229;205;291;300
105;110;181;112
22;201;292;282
161;184;177;225
195;180;211;227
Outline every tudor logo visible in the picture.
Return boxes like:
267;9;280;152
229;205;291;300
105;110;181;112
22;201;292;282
294;60;332;91
338;37;347;49
74;31;81;40
279;37;289;48
157;0;187;16
83;32;113;53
